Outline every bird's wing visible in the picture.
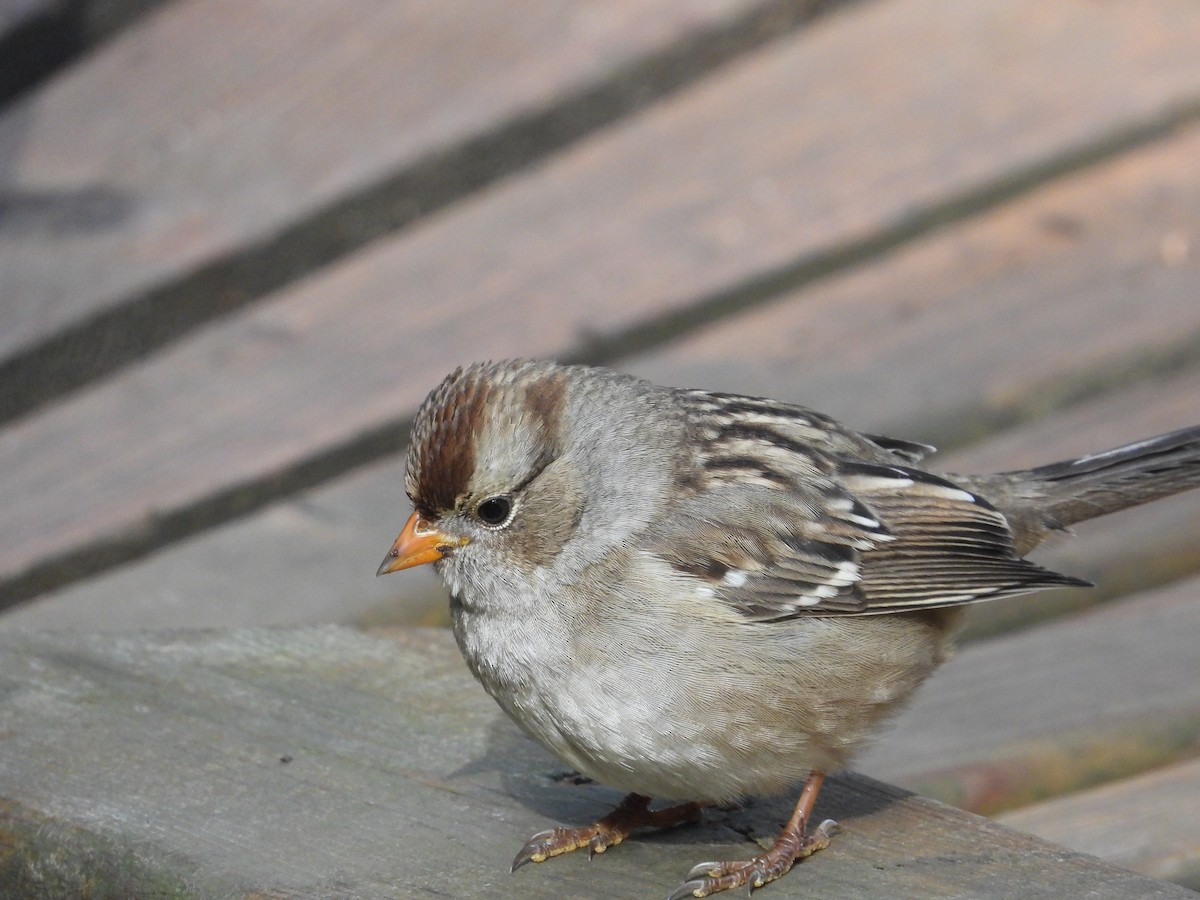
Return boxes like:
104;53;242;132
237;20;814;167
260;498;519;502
650;462;1085;621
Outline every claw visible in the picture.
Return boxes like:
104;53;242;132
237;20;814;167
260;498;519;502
510;829;557;872
816;819;840;837
510;846;538;872
667;878;710;900
747;864;769;892
685;860;724;880
587;833;607;859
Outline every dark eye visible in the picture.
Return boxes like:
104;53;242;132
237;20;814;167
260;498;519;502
474;496;513;527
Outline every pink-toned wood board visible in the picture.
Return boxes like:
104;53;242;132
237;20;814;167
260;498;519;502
4;0;1200;594
0;0;777;360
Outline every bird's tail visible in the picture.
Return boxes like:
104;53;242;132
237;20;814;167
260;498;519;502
998;425;1200;534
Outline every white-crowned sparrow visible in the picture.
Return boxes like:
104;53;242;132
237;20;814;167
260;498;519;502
378;359;1200;898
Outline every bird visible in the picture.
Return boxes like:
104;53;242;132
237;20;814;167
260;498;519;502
377;358;1200;898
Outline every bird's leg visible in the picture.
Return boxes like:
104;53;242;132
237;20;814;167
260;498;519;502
669;771;838;899
512;792;703;871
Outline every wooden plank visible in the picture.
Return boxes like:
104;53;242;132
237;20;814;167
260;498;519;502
997;758;1200;887
9;466;1198;873
0;626;1189;898
0;0;817;420
5;0;1200;608
629;124;1200;450
858;575;1200;818
9;155;1200;632
10;361;1200;633
0;453;455;631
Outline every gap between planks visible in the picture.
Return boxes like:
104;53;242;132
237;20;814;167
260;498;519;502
0;0;848;426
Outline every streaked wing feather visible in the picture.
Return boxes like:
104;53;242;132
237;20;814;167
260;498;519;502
840;464;1087;614
665;390;1086;619
650;477;882;620
862;433;937;463
654;460;1085;620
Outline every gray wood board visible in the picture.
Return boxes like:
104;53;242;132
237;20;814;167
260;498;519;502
859;575;1200;813
998;757;1200;888
0;626;1190;899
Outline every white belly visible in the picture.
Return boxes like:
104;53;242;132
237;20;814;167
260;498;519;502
451;594;949;803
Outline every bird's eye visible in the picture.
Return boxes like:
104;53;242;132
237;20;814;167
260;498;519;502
474;496;513;527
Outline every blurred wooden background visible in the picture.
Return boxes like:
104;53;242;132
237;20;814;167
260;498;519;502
1;0;1198;894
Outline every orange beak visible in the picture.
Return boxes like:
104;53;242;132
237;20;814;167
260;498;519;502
376;511;468;576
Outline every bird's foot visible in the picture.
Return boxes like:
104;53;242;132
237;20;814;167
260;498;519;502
668;770;835;898
512;792;703;871
667;818;838;899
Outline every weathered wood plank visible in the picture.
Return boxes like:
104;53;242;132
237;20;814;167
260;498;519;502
9;153;1200;633
0;627;1189;898
0;0;817;419
9;520;1198;875
0;453;450;631
10;362;1200;633
997;758;1200;888
5;0;1200;608
859;575;1200;818
629;123;1200;449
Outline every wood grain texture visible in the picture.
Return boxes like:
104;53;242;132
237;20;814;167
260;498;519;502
860;575;1200;816
998;758;1200;888
0;0;777;363
10;363;1200;634
5;0;1200;604
8;506;1198;882
630;124;1200;447
0;0;825;425
0;626;1190;898
10;162;1200;633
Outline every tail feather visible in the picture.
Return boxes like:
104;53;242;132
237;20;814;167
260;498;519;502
1005;424;1200;530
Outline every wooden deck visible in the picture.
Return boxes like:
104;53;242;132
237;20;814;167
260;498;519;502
2;1;1199;896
